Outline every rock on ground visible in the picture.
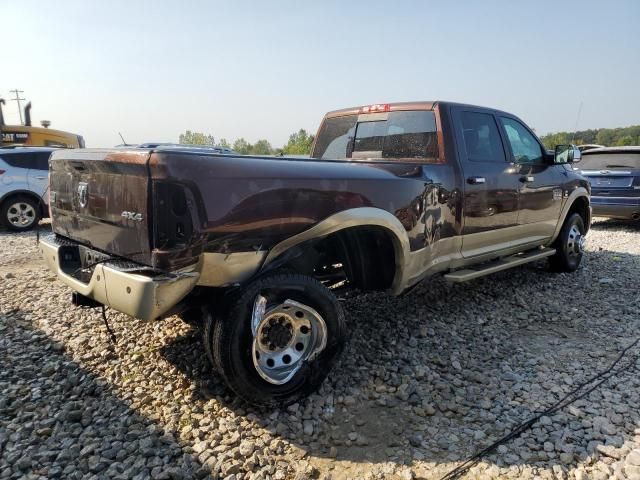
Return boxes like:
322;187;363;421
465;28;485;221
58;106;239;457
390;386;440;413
1;219;639;479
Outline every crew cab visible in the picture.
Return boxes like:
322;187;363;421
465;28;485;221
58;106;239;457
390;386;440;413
40;101;591;406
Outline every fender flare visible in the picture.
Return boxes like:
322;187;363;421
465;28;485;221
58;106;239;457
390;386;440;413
550;187;590;243
261;207;411;292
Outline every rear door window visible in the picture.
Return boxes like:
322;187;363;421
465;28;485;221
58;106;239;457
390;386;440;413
33;152;51;170
0;152;51;169
460;111;506;162
0;152;35;169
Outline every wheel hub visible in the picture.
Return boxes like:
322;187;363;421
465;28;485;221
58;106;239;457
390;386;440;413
7;202;36;227
567;224;585;257
260;316;294;350
251;296;327;385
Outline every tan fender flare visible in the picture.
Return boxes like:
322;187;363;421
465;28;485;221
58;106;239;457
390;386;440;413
262;207;411;293
550;187;591;244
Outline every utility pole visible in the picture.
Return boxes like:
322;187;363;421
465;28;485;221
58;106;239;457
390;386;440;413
9;89;25;125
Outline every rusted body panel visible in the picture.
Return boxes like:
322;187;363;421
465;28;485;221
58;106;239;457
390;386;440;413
148;151;461;257
49;149;152;264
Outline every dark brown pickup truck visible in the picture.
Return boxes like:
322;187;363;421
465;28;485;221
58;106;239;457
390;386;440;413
40;101;591;406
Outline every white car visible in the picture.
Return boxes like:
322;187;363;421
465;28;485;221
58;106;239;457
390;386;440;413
0;147;55;231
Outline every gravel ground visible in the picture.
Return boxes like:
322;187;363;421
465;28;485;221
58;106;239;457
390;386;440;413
1;218;640;480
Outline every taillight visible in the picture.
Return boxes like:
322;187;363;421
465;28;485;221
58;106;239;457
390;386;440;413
0;169;5;175
153;181;194;250
360;104;390;114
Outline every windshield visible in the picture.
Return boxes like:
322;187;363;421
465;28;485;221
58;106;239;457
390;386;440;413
580;152;640;170
312;110;439;161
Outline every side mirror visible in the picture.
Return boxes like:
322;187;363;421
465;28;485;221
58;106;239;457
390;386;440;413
554;144;582;164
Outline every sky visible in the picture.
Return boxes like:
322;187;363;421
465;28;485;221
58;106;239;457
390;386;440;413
1;0;639;148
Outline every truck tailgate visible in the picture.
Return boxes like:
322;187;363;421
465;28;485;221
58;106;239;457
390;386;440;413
49;149;153;265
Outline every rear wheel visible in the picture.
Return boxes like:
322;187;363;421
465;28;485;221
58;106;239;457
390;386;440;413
549;213;586;272
1;196;41;232
203;272;346;407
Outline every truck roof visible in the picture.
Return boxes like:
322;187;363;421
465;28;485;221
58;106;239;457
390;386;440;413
322;101;513;119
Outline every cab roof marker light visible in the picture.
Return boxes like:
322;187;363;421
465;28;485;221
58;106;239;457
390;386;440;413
360;104;390;114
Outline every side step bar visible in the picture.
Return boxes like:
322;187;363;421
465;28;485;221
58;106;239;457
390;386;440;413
444;247;556;283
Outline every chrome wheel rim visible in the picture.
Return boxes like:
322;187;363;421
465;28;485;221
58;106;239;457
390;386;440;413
7;202;36;228
251;295;327;385
567;224;585;257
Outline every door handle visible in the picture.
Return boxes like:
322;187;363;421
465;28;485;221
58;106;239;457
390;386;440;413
520;175;535;183
34;176;47;180
467;176;486;185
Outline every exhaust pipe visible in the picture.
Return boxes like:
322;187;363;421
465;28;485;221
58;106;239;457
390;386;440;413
24;102;32;127
632;212;640;221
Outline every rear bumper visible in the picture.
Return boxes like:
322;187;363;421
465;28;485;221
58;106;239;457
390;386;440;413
39;234;200;320
591;197;640;220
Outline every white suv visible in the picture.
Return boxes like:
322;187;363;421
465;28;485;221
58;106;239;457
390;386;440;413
0;147;55;231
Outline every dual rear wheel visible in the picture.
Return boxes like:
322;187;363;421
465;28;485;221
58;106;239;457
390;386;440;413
201;273;346;408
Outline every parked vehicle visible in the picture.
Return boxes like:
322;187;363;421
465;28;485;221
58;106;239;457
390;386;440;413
39;101;590;406
579;146;640;220
578;144;604;152
0;99;84;148
0;147;55;231
136;143;238;154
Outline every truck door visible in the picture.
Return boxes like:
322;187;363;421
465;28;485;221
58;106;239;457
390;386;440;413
452;107;521;258
497;116;565;239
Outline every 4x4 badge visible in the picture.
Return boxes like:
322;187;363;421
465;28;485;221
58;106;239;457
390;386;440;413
121;211;143;222
77;183;88;208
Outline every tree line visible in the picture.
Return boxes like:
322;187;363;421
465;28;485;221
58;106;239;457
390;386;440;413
540;125;640;149
178;129;314;155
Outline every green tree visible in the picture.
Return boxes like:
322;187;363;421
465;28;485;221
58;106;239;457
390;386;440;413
251;139;273;155
179;130;215;145
541;132;570;150
233;138;252;154
541;125;640;148
218;138;230;148
615;135;634;146
595;129;615;146
282;129;314;155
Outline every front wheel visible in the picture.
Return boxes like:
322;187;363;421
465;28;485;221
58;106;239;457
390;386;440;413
549;213;586;272
203;273;346;407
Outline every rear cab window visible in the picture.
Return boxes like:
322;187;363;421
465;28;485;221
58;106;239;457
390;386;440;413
580;152;640;170
312;109;440;162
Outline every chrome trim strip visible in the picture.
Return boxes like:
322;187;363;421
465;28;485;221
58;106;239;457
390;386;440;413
581;170;632;175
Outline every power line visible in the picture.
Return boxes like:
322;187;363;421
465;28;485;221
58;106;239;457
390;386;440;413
440;337;640;480
9;89;25;125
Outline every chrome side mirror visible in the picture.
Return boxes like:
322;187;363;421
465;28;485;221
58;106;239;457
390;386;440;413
554;144;581;164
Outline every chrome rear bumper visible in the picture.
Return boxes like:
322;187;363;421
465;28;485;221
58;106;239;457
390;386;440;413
39;234;199;320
